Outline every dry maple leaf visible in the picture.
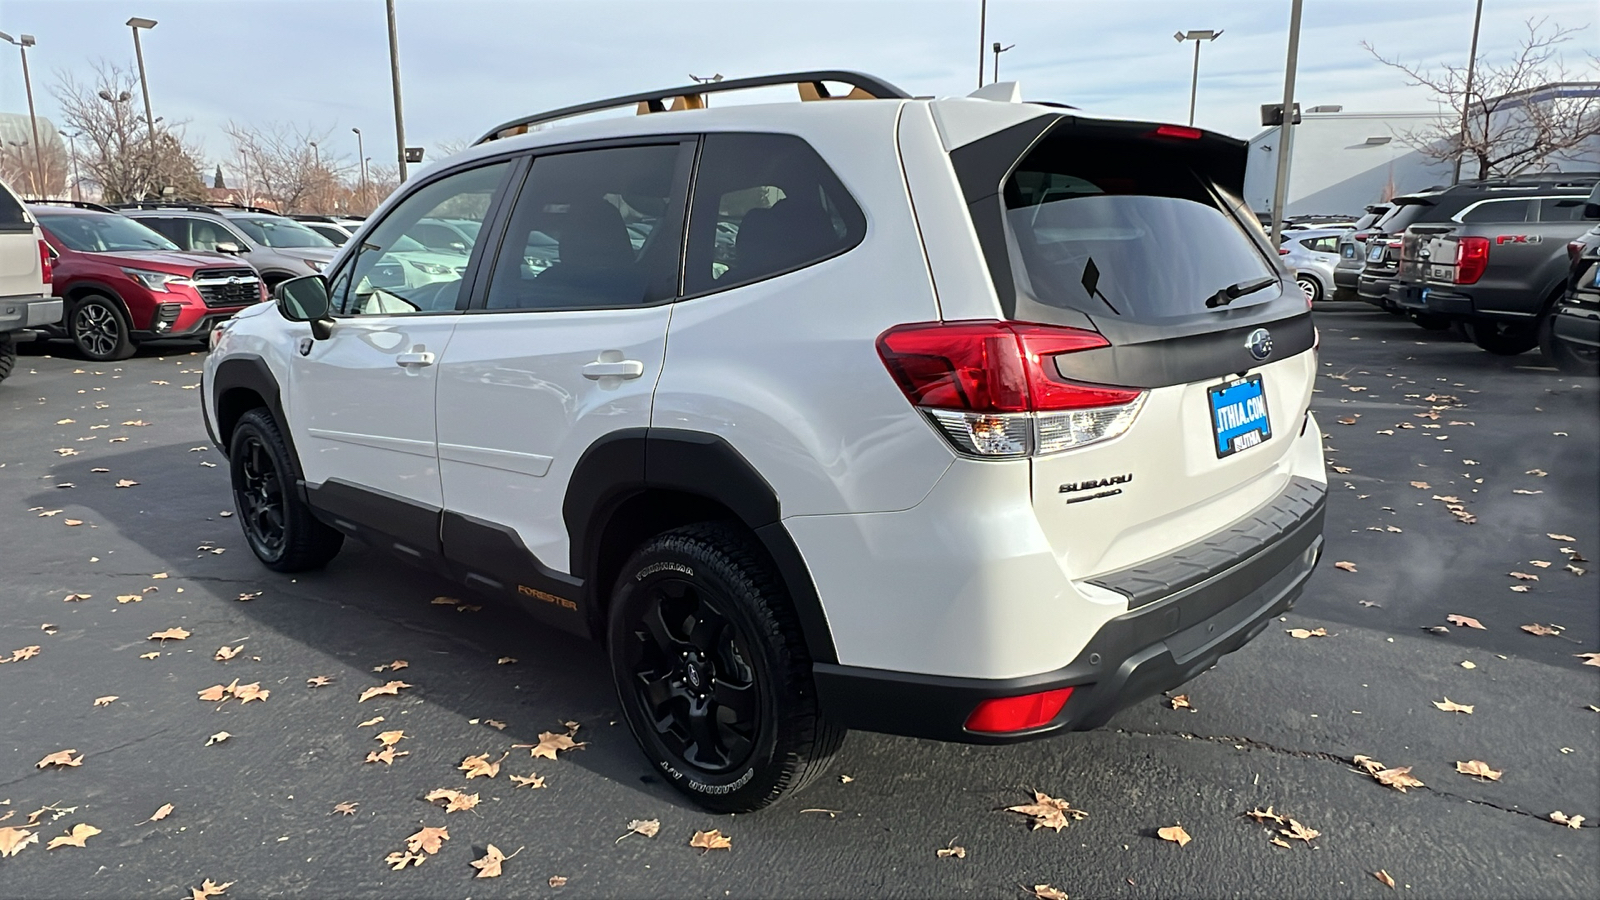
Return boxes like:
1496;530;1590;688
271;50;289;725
214;645;244;661
1460;660;1477;669
1167;694;1193;711
497;656;517;665
146;803;174;823
1156;825;1191;847
1548;533;1577;542
1567;564;1587;576
617;819;660;842
1286;627;1329;639
376;730;407;747
459;752;508;779
46;823;101;849
520;731;586;760
1509;571;1540;581
307;676;332;688
1374;766;1425;793
358;680;412;702
1245;806;1284;824
1509;585;1531;593
385;849;426;869
332;801;359;816
1549;811;1586;829
63;519;84;526
1455;760;1502;781
1531;560;1552;568
1433;698;1474;714
1447;615;1485;630
36;749;82;769
406;825;450;855
364;747;408;766
1521;623;1563;637
935;842;966;859
1031;885;1069;900
197;681;235;703
115;594;142;605
2;645;41;663
149;627;190;642
358;716;385;727
190;879;233;900
0;827;39;857
1333;561;1357;573
1280;819;1320;842
1575;653;1600;668
1373;870;1396;889
510;773;547;789
548;875;568;888
93;695;118;707
1005;790;1089;832
471;843;520;878
423;788;481;812
236;591;261;601
690;829;732;853
138;652;160;660
1409;481;1430;489
63;592;89;602
115;479;139;488
205;731;232;746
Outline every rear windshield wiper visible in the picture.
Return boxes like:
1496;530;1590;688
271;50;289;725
1205;276;1277;309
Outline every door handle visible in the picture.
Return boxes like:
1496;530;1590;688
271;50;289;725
396;347;436;368
582;359;645;379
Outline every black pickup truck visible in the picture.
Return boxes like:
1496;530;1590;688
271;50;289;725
1388;175;1599;355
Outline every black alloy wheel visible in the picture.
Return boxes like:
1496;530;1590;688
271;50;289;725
69;294;135;361
235;431;287;559
608;523;842;813
1466;320;1539;356
227;409;344;572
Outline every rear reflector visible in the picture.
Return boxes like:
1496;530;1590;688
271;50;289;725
1152;124;1203;140
877;321;1146;458
1456;236;1490;285
965;687;1074;733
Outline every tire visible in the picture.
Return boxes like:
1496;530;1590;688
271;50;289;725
1465;320;1539;356
0;335;15;384
228;408;344;572
1540;312;1600;375
1408;312;1452;331
1295;275;1322;304
608;522;843;813
68;294;135;361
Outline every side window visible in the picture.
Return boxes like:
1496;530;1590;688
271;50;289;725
1538;197;1587;223
140;217;188;248
1460;199;1532;224
327;161;510;316
0;184;26;231
1300;236;1338;254
483;144;685;311
684;133;866;296
190;218;241;251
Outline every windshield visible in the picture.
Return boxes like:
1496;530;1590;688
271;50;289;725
38;212;179;253
1003;139;1275;320
229;215;335;248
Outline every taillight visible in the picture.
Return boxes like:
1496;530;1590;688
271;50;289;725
965;687;1074;734
39;239;52;285
1278;247;1291;255
1386;240;1401;249
876;321;1145;458
1456;236;1490;285
1570;241;1585;265
1354;232;1369;243
1152;124;1203;140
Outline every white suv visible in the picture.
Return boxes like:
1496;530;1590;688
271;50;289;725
202;72;1326;812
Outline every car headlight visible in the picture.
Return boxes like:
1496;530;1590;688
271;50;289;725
302;258;326;273
408;260;455;276
123;268;192;292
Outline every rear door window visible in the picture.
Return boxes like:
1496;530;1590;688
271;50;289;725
1538;196;1589;223
1002;138;1275;320
1299;236;1338;254
1460;199;1532;224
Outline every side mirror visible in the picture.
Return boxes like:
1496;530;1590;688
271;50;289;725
215;241;243;255
275;274;335;340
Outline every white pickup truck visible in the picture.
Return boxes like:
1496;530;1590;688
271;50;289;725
0;176;61;383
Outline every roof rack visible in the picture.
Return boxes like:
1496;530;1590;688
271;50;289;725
475;70;910;145
25;198;117;214
111;200;282;216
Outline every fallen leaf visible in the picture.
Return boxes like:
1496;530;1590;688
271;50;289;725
36;749;82;769
114;479;138;488
1509;571;1539;581
1513;489;1543;495
1567;564;1587;576
205;731;232;746
424;788;481;813
1280;819;1320;842
1336;417;1358;425
1549;811;1586;829
138;651;160;660
307;676;332;688
1005;790;1089;832
47;823;101;849
406;825;450;855
1455;760;1502;781
115;594;141;604
1433;698;1474;714
62;592;90;602
1460;660;1477;669
1245;806;1284;824
1374;766;1425;792
146;803;174;823
376;730;407;747
0;827;38;857
1526;468;1547;476
471;843;520;878
496;656;517;665
617;818;661;842
1157;825;1191;847
151;572;168;579
364;747;408;766
214;644;244;661
936;839;966;858
121;419;150;427
63;519;83;526
384;850;426;870
1447;615;1485;630
1031;886;1069;900
358;716;385;728
459;752;508;779
1;645;41;663
690;829;732;853
1331;465;1351;474
1167;694;1193;711
236;592;260;602
1575;653;1600;668
1410;481;1430;489
197;680;236;703
549;875;568;887
148;627;190;642
520;731;587;760
358;680;412;702
510;772;547;789
94;695;118;707
333;802;358;815
1521;623;1563;637
1509;585;1531;593
1548;533;1577;542
1374;870;1396;889
1286;627;1329;639
189;880;233;900
1333;561;1357;573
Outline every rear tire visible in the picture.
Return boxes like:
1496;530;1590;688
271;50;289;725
608;522;842;813
1408;312;1452;331
1540;312;1600;375
228;408;344;572
1295;275;1322;304
1466;320;1538;356
0;335;15;384
68;294;135;362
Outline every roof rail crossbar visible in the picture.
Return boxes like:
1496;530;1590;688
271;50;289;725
474;70;910;145
24;198;118;213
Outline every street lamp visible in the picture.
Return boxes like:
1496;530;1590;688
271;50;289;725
60;130;83;201
126;17;159;161
1451;0;1485;185
352;127;367;207
992;41;1014;84
0;31;45;196
385;0;409;182
1174;29;1223;127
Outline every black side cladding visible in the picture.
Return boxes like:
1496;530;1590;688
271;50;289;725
947;115;1058;318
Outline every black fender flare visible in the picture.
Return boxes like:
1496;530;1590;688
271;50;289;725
211;354;296;464
564;428;837;663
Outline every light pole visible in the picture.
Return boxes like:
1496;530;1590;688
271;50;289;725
977;0;987;88
0;32;45;196
1174;29;1222;127
1451;0;1485;185
352;127;367;208
385;0;409;182
1268;0;1304;247
61;130;83;201
992;41;1014;84
126;17;159;165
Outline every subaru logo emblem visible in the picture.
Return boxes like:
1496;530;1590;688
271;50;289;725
227;276;240;285
1246;328;1273;360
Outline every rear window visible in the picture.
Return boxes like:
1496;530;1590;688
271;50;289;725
1002;137;1275;319
1373;200;1435;235
0;181;27;232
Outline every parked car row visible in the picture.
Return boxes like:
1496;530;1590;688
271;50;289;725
0;176;61;384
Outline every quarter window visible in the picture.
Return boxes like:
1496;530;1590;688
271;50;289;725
1299;236;1338;254
1460;199;1532;224
1538;197;1588;222
683;133;865;296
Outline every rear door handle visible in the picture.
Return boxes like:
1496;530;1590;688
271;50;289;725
582;359;645;379
396;349;436;368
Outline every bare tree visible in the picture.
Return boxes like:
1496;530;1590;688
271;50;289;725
225;121;356;214
0;136;68;198
1366;18;1600;179
51;60;206;203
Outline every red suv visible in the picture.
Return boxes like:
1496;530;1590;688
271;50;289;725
30;201;266;361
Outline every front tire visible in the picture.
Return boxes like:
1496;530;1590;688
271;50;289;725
1466;320;1538;356
608;523;842;813
228;409;344;572
69;294;135;361
1295;275;1322;304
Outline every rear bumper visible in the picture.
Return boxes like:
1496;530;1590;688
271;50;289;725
1357;273;1396;305
1333;266;1361;290
1553;305;1600;349
814;476;1326;743
0;296;63;332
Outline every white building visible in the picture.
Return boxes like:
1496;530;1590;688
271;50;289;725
1243;107;1451;218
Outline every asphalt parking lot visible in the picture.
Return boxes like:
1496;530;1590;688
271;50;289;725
1;303;1596;899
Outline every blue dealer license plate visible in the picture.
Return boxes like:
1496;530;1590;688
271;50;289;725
1208;374;1271;458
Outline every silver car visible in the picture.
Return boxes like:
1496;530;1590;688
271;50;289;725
1333;204;1391;299
1278;227;1345;303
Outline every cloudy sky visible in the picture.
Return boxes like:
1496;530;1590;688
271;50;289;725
1;0;1594;174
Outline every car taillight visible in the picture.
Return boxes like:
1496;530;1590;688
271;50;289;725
1570;241;1585;265
1456;236;1490;285
1152;124;1203;140
876;321;1146;458
1278;247;1291;255
1354;232;1369;243
39;239;52;285
1386;240;1401;249
965;687;1074;733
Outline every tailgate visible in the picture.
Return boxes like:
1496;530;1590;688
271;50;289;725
1403;224;1458;286
0;183;44;300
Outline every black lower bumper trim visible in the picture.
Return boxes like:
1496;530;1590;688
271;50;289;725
1553;309;1600;349
814;477;1327;744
